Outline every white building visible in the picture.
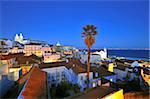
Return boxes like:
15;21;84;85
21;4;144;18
15;33;24;44
56;41;61;46
80;54;101;64
39;59;93;91
0;38;13;48
40;58;117;92
80;48;107;64
9;68;22;81
131;61;140;68
92;48;107;60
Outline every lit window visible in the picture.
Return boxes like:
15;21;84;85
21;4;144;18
93;82;96;88
95;72;98;77
110;78;113;82
98;80;101;86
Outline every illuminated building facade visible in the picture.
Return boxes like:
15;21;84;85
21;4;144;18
9;47;24;54
43;53;61;63
24;43;43;57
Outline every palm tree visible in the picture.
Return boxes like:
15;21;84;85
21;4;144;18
82;24;98;85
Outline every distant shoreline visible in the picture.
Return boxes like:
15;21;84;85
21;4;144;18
81;49;150;51
80;49;149;60
106;49;150;50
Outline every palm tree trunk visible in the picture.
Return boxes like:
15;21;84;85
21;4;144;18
87;48;91;87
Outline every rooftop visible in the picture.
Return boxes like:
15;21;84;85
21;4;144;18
25;43;42;45
143;68;150;75
16;54;42;65
91;66;115;78
19;67;47;99
0;53;24;60
73;86;119;99
114;64;126;71
39;58;87;74
66;59;87;74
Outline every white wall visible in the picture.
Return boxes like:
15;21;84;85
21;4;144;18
77;72;93;89
42;66;71;85
80;54;101;64
9;68;22;81
42;66;93;91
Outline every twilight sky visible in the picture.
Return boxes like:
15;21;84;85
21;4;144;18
0;0;149;49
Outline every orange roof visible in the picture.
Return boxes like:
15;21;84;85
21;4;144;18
39;58;87;74
21;67;47;99
16;54;42;65
66;58;87;74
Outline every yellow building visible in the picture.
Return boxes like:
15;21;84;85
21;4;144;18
24;43;43;57
138;61;150;86
139;62;150;68
141;68;150;86
103;89;124;99
44;53;61;63
108;63;115;72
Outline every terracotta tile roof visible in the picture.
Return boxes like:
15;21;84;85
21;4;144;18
66;58;87;74
0;53;24;60
21;67;47;99
39;58;87;74
16;54;42;65
39;61;66;69
66;63;86;74
73;86;118;99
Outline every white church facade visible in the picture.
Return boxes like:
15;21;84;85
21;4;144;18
15;33;28;44
80;48;108;64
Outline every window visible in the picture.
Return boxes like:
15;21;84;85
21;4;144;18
95;72;98;77
98;80;101;86
110;78;113;82
93;82;96;88
81;76;83;80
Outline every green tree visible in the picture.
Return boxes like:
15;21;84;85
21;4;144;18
56;81;71;98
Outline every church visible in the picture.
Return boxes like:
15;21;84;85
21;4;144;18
14;33;28;44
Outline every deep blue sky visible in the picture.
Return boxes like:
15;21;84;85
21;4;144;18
0;0;149;49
